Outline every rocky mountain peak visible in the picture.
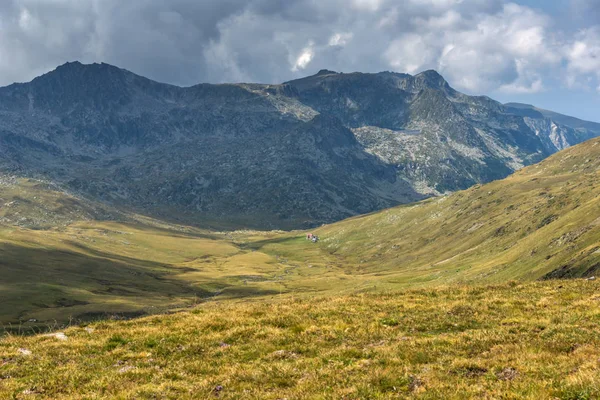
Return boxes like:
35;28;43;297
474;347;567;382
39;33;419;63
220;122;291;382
54;60;83;70
0;63;598;229
18;61;138;113
36;61;129;83
413;69;450;90
316;69;339;76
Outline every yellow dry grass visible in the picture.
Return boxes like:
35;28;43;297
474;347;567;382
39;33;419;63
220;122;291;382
1;280;599;399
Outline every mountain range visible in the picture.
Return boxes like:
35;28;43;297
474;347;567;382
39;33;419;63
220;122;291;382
0;62;598;229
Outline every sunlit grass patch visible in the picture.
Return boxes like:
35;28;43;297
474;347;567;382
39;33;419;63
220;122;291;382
1;280;599;399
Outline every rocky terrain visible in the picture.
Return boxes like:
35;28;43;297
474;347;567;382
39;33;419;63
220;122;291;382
0;172;124;229
504;102;600;152
0;62;598;228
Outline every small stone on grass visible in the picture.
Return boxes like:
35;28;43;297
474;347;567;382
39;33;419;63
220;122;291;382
43;332;68;341
496;367;518;381
18;348;32;356
271;350;298;359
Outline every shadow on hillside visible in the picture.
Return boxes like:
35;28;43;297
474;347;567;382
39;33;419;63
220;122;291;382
241;235;304;251
62;239;176;269
0;242;282;327
108;221;224;240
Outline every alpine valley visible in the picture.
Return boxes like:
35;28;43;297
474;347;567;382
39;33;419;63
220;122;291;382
3;63;600;399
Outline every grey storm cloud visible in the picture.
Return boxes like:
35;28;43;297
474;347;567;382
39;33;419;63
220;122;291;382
0;0;598;96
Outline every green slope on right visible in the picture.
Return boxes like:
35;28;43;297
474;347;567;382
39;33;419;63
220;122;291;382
305;137;600;287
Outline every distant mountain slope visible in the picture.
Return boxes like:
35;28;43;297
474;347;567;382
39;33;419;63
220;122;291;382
505;102;600;152
314;137;600;284
505;102;600;133
285;70;596;196
0;173;121;228
0;62;598;228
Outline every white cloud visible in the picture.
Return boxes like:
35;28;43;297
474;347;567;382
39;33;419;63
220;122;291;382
566;28;600;81
497;59;545;94
563;27;600;93
498;78;544;94
329;32;353;47
18;8;34;31
380;2;565;94
292;43;314;71
352;0;383;12
0;0;597;100
385;34;437;74
409;0;465;9
414;10;462;30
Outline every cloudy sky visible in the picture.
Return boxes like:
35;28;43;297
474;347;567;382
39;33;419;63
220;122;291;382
1;0;599;121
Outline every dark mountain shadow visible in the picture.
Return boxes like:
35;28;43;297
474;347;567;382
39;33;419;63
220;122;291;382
0;242;279;326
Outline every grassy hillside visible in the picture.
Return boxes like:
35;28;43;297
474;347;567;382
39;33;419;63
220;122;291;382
1;280;600;399
0;175;121;228
307;137;600;286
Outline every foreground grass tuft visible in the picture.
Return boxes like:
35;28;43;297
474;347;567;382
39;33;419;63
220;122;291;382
1;280;600;399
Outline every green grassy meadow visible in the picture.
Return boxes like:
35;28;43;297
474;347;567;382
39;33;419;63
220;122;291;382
2;280;600;399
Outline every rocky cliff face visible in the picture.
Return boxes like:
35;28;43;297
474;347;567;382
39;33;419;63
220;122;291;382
504;102;600;153
284;70;550;196
0;62;597;228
